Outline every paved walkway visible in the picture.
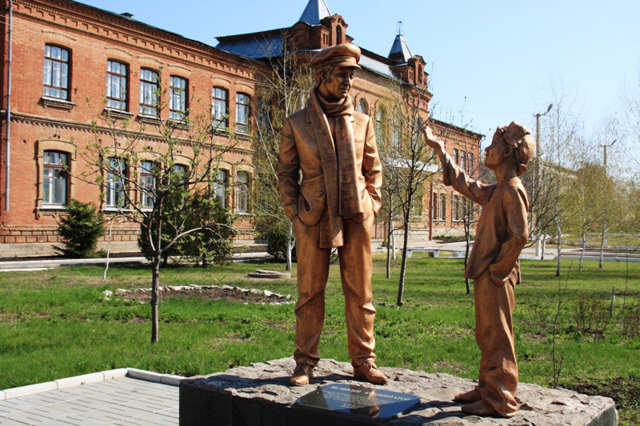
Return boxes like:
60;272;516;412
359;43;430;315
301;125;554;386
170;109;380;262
0;376;178;426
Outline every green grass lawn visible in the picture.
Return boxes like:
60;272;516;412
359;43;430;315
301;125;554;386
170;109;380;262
0;257;638;424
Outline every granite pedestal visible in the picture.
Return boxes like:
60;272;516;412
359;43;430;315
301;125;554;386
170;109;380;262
179;358;617;426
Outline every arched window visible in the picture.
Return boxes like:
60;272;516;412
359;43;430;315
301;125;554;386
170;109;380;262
106;60;128;110
336;26;343;45
236;93;251;134
212;87;229;129
214;169;228;208
140;161;156;208
106;158;126;208
375;107;385;139
236;171;249;212
357;98;368;115
43;45;70;100
169;76;188;120
43;151;68;205
139;68;159;116
439;193;446;221
418;64;423;84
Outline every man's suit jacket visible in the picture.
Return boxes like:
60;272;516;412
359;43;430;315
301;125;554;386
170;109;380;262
278;107;382;229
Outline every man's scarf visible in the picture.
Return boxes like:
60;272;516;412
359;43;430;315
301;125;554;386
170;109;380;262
307;88;364;248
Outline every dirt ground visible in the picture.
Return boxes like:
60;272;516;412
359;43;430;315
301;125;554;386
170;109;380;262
115;285;289;305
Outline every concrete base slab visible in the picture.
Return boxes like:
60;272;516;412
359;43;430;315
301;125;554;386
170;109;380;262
180;358;617;426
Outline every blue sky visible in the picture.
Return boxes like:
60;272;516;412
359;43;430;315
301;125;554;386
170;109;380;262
79;0;639;142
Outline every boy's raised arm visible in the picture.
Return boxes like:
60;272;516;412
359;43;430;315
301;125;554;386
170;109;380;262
423;126;486;205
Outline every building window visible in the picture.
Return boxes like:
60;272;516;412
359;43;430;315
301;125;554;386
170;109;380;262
357;98;368;114
452;195;459;222
468;153;474;176
139;68;159;116
173;164;187;183
411;186;424;217
453;149;459;165
106;158;126;208
106;60;128;110
214;169;228;208
460;150;466;171
375;107;385;140
236;93;251;134
43;45;70;100
257;98;271;133
140;161;156;208
170;76;188;120
439;193;446;221
43;151;68;205
236;171;249;212
212;87;228;129
336;26;343;45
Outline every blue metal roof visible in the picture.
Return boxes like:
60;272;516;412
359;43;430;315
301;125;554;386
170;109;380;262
298;0;332;25
388;34;412;62
216;33;284;59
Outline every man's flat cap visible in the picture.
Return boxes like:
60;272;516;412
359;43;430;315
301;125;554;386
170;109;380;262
309;43;361;70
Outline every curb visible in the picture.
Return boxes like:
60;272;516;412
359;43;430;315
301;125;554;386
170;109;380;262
0;368;185;401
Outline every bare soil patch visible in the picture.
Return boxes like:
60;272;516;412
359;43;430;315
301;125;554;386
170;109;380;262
116;286;290;305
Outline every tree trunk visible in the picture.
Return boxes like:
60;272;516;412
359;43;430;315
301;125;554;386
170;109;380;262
386;214;392;279
464;220;471;295
286;221;293;271
397;201;412;306
555;210;562;277
151;253;161;343
599;219;606;269
579;229;586;272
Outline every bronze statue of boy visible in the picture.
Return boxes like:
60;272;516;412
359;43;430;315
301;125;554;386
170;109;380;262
423;123;534;417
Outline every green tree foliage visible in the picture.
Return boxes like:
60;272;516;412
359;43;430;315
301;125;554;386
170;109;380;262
56;199;106;258
137;190;235;267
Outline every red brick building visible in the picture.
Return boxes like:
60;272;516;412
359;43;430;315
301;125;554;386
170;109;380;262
0;0;481;257
0;0;264;256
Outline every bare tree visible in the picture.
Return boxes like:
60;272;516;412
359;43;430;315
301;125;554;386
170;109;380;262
79;73;239;343
254;34;312;270
378;85;437;306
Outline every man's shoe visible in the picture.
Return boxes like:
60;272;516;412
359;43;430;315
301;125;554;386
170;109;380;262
353;360;388;385
289;363;314;386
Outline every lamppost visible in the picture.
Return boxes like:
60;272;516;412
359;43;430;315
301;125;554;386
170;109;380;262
599;139;616;268
533;104;553;258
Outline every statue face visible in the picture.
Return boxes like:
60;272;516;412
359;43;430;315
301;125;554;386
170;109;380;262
484;131;509;169
319;66;356;101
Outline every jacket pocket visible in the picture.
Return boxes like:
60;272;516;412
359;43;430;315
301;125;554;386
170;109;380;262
298;175;325;226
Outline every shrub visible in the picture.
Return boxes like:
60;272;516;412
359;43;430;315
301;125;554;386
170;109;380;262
57;199;105;258
266;221;295;262
138;191;235;267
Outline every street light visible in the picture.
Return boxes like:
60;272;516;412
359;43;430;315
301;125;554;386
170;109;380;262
599;139;617;268
533;103;553;258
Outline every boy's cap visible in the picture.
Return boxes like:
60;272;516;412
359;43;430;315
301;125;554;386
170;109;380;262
309;43;361;70
499;121;535;176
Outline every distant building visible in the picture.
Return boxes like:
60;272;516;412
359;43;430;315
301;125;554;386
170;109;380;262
0;0;481;257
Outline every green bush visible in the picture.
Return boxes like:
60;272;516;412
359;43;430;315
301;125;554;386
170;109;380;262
56;199;105;258
138;191;235;267
266;221;295;262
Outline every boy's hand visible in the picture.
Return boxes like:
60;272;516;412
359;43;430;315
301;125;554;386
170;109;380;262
423;126;445;154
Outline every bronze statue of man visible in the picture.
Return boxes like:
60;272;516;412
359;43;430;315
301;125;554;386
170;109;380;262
424;123;533;417
277;43;386;386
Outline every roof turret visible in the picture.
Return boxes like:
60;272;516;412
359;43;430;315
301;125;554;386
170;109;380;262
298;0;331;25
388;34;412;63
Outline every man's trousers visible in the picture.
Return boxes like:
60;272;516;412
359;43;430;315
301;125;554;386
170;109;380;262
292;213;376;367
